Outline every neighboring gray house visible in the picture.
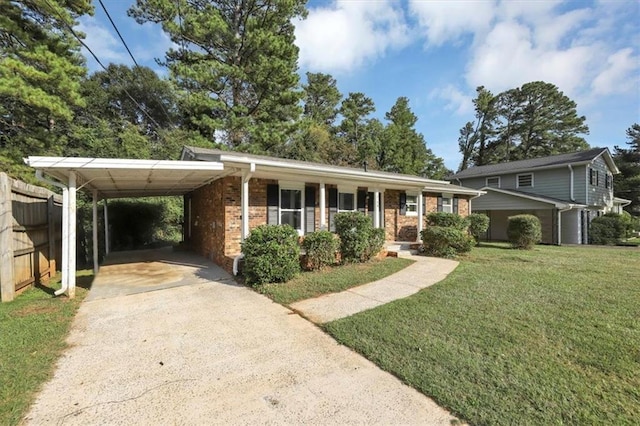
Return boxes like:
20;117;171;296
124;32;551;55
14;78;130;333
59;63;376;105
449;148;631;244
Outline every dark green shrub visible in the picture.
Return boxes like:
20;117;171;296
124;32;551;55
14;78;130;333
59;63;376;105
507;214;541;249
420;226;474;258
468;213;490;245
590;214;626;245
302;230;339;270
242;225;300;285
425;212;469;230
334;212;383;263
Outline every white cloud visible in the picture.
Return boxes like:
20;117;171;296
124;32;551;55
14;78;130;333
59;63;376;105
408;0;496;47
591;48;640;95
294;0;409;73
76;16;128;68
430;84;473;116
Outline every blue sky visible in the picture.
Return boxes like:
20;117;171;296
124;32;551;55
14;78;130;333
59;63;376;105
78;0;640;170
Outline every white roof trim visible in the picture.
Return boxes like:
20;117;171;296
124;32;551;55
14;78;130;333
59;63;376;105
613;197;632;207
25;156;224;171
480;186;586;209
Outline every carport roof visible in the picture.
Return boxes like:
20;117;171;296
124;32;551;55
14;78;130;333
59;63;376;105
24;157;225;198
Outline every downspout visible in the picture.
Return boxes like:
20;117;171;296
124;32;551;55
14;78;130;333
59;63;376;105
568;165;574;201
469;193;483;212
35;170;69;296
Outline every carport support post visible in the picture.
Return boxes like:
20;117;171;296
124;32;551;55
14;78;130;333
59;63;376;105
68;171;77;298
92;190;98;274
373;190;380;228
241;163;255;241
319;183;326;229
103;199;109;255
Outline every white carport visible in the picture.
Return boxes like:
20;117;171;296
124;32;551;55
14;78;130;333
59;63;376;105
23;157;225;298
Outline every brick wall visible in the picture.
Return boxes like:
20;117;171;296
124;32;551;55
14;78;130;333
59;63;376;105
384;189;419;241
189;178;226;267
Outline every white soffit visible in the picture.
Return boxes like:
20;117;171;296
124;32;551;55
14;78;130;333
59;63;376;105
25;157;225;198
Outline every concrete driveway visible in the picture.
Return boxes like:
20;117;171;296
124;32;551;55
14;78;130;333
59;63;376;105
25;248;457;425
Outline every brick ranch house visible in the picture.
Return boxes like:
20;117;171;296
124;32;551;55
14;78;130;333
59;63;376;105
180;147;484;273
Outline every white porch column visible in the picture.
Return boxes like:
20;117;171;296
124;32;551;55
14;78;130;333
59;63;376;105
103;199;109;255
92;190;98;274
54;187;69;297
67;171;77;299
241;164;255;241
417;192;424;241
373;190;380;228
380;191;385;229
319;183;326;230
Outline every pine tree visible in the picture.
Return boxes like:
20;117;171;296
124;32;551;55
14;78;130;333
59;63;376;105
302;72;341;127
613;124;640;215
129;0;306;154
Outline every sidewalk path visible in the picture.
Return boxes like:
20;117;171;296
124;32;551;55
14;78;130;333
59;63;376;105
290;256;459;324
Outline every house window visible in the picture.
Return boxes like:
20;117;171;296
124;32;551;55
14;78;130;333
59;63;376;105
590;168;599;186
338;190;355;212
605;174;611;189
406;194;418;215
486;177;500;188
438;196;453;213
280;187;302;232
517;173;533;188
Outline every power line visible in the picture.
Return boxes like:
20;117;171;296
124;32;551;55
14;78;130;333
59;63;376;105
42;0;164;130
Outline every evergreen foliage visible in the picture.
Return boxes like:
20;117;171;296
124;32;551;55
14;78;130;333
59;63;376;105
613;123;640;216
507;215;542;249
420;226;474;258
334;212;383;263
467;213;490;244
302;230;339;270
242;225;301;285
589;214;628;245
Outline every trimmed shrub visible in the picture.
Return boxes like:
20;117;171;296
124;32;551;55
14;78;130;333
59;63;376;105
420;226;474;258
242;225;300;286
425;212;469;230
589;214;627;245
334;212;383;263
507;214;541;249
468;213;490;245
302;230;339;270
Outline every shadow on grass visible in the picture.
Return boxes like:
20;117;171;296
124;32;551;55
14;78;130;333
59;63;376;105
35;272;95;297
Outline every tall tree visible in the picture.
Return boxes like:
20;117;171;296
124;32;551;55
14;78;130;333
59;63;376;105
613;123;640;215
457;81;589;168
302;72;341;127
0;0;93;179
381;97;448;178
457;121;475;171
338;92;375;151
129;0;306;153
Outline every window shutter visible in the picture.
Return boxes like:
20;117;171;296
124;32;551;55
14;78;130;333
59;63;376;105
453;197;459;214
328;188;338;232
399;193;407;216
437;196;443;212
305;186;315;234
367;192;374;212
267;184;279;225
357;190;367;214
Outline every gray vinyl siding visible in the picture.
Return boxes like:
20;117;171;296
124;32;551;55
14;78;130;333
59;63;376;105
587;156;614;207
573;165;587;204
454;177;486;189
472;191;553;210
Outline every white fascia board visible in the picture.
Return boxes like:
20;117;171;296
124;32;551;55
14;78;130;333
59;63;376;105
25;157;224;171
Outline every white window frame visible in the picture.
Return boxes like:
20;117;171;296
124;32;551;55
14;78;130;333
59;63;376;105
516;173;534;188
486;176;501;188
279;182;304;235
338;186;357;212
405;192;419;216
441;193;453;213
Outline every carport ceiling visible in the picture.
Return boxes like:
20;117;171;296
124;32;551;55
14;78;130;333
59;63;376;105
25;157;226;198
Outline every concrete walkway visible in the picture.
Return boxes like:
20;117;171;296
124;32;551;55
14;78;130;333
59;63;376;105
290;256;459;324
24;249;458;425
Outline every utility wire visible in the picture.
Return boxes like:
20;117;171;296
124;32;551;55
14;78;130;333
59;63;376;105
97;0;175;125
42;0;164;130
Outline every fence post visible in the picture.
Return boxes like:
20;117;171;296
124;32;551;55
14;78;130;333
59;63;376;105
0;173;15;302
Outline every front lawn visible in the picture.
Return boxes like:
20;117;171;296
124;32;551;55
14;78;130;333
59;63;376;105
256;257;414;304
0;273;92;426
325;244;640;425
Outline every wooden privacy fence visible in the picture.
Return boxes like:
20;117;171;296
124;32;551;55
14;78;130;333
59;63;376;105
0;172;62;302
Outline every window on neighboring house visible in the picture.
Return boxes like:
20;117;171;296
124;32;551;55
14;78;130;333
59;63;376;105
280;188;302;232
590;168;599;186
486;176;500;188
605;174;611;189
406;194;418;215
338;190;355;212
517;173;533;188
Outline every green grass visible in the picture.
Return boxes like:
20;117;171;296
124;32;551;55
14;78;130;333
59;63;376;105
621;237;640;246
256;257;414;304
325;244;640;425
0;272;92;426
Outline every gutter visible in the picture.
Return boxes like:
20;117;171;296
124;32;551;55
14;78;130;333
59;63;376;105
34;170;69;296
